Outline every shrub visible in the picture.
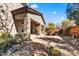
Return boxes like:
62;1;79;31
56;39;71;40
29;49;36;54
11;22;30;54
0;32;12;53
0;32;11;39
0;33;27;54
51;48;61;56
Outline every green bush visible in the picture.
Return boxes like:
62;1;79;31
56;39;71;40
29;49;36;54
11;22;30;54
0;33;26;53
51;48;61;56
0;32;11;39
0;32;12;53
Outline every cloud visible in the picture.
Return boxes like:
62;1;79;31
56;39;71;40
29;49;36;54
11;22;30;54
30;4;38;9
53;11;57;14
61;16;65;20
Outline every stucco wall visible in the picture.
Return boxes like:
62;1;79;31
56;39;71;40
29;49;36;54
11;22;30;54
15;20;23;33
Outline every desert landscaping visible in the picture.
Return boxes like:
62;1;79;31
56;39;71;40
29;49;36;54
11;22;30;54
0;3;79;56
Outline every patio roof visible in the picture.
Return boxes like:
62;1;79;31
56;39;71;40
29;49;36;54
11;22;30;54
11;5;46;25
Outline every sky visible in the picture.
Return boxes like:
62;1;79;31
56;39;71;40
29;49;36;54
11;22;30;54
28;3;67;25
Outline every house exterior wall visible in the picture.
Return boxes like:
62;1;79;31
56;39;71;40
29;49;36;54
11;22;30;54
15;20;23;33
7;3;24;11
27;13;45;34
7;3;24;36
0;3;24;36
65;26;79;37
0;3;45;36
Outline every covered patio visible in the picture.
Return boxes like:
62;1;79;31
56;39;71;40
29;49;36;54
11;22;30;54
11;6;45;35
31;19;40;34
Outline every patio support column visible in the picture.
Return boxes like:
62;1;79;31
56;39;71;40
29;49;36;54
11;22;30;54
26;14;31;38
43;25;45;34
24;14;27;33
24;13;31;40
39;24;42;34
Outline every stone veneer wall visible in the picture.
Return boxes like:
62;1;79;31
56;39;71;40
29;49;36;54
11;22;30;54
0;3;24;36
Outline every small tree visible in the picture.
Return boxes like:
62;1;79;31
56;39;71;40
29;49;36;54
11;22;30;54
46;23;56;35
47;23;55;29
56;23;61;30
61;18;75;30
66;3;79;25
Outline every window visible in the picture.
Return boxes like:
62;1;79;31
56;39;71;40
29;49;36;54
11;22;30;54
41;25;44;31
22;29;24;32
22;21;24;24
